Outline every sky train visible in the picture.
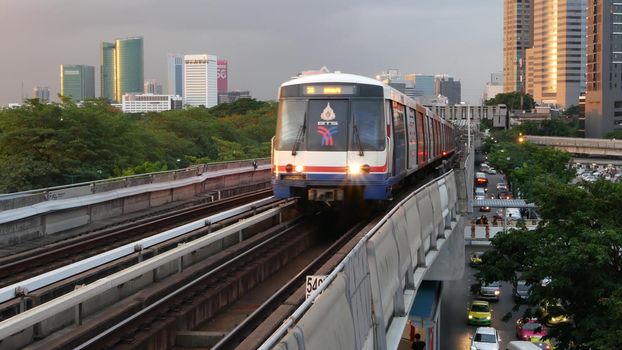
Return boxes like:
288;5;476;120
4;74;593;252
271;72;456;202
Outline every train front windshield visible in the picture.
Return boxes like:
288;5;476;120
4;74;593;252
275;99;385;152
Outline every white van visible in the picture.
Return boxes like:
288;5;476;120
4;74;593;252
506;341;542;350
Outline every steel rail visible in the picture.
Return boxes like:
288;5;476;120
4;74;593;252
212;219;371;350
0;196;276;304
0;201;294;340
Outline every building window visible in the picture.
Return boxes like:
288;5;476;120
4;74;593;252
615;101;622;109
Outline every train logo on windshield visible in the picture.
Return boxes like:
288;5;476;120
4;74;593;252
318;103;338;146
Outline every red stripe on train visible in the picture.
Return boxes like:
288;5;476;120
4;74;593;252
276;164;388;173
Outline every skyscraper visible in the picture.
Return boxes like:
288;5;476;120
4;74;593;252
183;54;218;107
32;86;50;103
585;0;622;137
100;37;144;102
435;75;461;105
405;74;436;97
525;0;586;107
167;54;184;96
144;79;163;95
60;64;95;101
503;0;533;93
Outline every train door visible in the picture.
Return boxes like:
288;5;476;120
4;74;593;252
416;109;426;167
406;107;417;171
392;101;407;176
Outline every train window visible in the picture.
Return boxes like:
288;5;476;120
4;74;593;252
350;100;385;151
275;99;307;150
307;100;349;151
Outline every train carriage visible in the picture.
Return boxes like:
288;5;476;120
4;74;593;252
272;72;455;202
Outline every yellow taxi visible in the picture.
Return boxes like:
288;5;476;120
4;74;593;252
467;300;492;326
530;336;556;350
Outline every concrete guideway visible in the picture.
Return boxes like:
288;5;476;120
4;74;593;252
0;199;295;341
262;170;467;350
0;196;276;305
0;160;271;247
0;163;271;225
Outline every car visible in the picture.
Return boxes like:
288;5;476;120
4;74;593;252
467;300;493;325
516;318;547;341
513;280;532;302
470;327;501;350
530;337;555;350
475;172;489;190
475;193;491;212
488;168;497;175
497;191;512;200
470;251;485;267
479;281;501;301
475;187;486;197
507;341;544;350
538;302;569;326
496;183;508;192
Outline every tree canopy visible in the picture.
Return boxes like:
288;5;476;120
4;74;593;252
478;139;622;349
0;98;276;192
485;92;536;110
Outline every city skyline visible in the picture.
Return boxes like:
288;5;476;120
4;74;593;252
0;0;502;105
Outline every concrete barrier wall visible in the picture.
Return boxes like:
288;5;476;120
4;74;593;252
0;193;46;211
91;199;123;222
0;165;271;247
45;207;90;235
274;171;463;350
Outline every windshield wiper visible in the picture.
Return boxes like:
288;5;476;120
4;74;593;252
291;113;306;156
353;124;364;156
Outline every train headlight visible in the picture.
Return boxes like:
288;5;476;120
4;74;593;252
295;165;304;173
285;164;293;172
361;164;371;173
348;164;361;174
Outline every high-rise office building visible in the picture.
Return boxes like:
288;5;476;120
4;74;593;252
60;64;95;101
405;74;436;97
144;79;163;95
525;0;586;107
435;75;461;105
585;0;622;137
483;72;505;103
183;54;218;107
503;0;533;93
100;37;144;102
167;53;184;96
32;86;50;103
217;59;228;94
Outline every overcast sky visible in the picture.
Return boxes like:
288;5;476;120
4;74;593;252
0;0;502;105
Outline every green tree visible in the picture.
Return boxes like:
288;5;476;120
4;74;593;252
485;92;536;110
478;179;622;349
605;129;622;139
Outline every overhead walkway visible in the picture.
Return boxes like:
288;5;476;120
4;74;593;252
526;135;622;157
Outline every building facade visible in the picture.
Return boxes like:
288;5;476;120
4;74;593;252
144;79;163;95
121;93;183;113
406;74;436;97
60;64;95;101
167;54;184;97
183;54;218;107
32;86;50;102
503;0;533;93
482;72;504;103
217;59;228;94
218;90;252;104
585;0;622;137
100;37;144;102
435;75;461;105
525;0;586;107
